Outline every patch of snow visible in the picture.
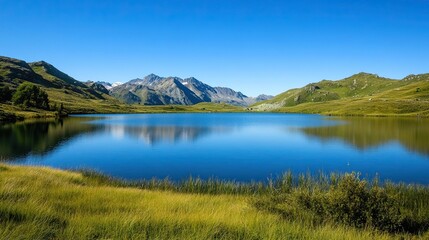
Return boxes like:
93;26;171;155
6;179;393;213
112;82;123;87
182;82;188;85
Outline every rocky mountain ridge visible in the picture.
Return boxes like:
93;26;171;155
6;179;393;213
110;74;273;106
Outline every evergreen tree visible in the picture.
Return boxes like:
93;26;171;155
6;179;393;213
12;83;50;110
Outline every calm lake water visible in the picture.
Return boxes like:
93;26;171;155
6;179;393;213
1;113;429;184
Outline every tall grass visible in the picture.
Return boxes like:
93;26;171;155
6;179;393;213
1;164;429;239
81;170;429;234
80;170;269;195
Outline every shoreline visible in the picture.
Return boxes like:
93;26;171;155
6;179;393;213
2;104;428;124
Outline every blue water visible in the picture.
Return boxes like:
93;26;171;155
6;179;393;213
2;113;429;184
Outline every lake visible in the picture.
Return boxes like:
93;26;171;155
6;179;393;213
1;113;429;184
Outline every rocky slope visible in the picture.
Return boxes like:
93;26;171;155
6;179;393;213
111;74;273;106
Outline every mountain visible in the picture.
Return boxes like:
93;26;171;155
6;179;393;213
1;56;270;109
252;72;429;116
0;57;52;87
0;56;116;115
241;94;274;106
30;61;86;88
0;56;250;120
111;74;270;106
0;56;108;100
178;77;253;106
255;94;274;102
85;81;109;94
110;74;203;105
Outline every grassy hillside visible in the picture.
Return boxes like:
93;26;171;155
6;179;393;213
0;56;110;120
0;57;108;101
252;73;429;116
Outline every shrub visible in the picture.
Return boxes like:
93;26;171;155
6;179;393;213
324;174;403;232
255;173;429;234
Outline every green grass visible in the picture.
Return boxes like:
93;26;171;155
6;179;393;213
0;103;57;121
0;164;428;239
252;73;429;117
274;98;429;117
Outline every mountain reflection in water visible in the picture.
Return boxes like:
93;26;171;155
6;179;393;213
0;117;100;160
103;125;231;145
0;116;232;160
299;117;429;156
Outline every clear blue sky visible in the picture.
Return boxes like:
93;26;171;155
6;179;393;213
1;0;428;96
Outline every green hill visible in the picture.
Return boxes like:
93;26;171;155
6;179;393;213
252;73;429;116
0;56;119;116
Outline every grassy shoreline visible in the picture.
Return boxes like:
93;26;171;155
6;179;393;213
2;95;429;124
1;164;428;239
2;103;428;125
0;102;245;123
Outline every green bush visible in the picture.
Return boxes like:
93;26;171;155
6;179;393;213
324;174;403;232
255;173;429;234
12;83;49;109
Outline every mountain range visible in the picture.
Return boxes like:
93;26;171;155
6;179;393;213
1;55;428;118
0;56;272;107
107;74;271;106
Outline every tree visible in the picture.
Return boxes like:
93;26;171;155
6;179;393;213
12;83;50;110
0;86;12;102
